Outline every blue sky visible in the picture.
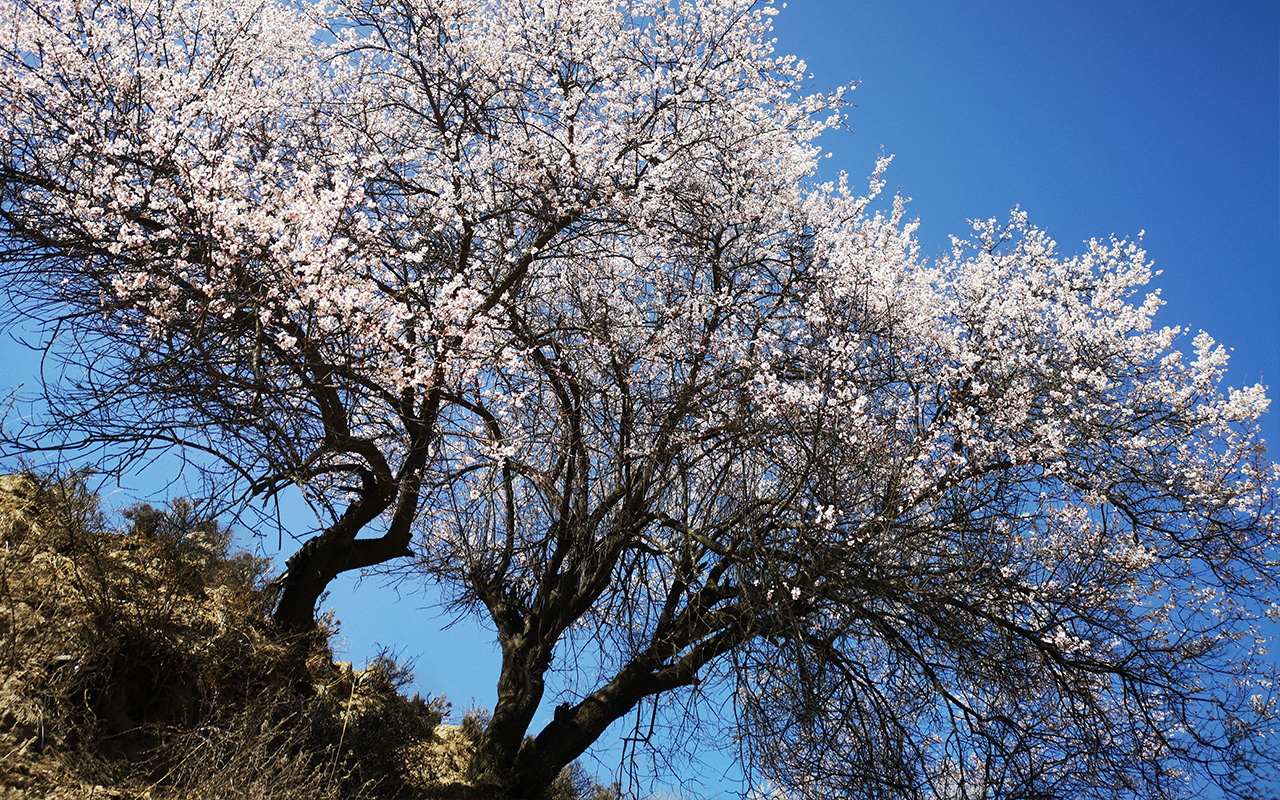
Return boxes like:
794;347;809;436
2;0;1277;796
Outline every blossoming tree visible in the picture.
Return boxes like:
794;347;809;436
1;0;1276;796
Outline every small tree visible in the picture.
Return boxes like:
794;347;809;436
1;0;1276;796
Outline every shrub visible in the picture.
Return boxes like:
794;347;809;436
0;472;441;799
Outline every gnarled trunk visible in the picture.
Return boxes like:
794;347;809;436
271;522;415;632
472;634;553;792
271;467;423;632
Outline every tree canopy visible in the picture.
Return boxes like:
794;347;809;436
1;0;1277;796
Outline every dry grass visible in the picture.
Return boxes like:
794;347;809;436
0;472;444;799
0;472;625;799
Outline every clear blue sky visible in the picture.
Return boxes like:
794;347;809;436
1;0;1276;796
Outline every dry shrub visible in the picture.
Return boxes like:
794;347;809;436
0;472;441;799
542;761;622;800
404;705;487;796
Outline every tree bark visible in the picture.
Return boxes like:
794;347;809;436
270;470;408;632
472;627;554;790
476;604;749;798
271;524;414;631
508;658;687;797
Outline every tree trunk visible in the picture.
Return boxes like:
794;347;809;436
468;647;702;798
270;472;412;631
272;534;415;632
271;532;337;632
507;657;695;798
473;633;552;792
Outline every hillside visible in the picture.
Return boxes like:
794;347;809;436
0;473;616;800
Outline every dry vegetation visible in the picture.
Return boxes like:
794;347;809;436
0;473;619;800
